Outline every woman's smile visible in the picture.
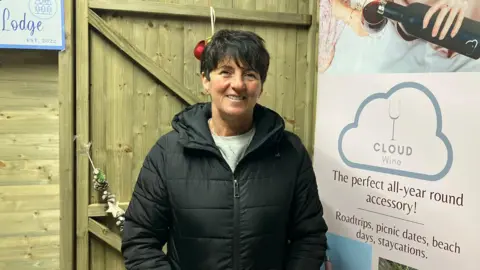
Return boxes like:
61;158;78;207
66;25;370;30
225;94;247;101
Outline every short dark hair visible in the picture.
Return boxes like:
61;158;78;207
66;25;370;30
200;29;270;84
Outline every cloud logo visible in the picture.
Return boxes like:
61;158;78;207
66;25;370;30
338;81;453;181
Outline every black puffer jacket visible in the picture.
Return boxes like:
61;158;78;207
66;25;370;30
122;102;328;270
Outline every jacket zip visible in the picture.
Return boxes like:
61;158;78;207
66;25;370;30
233;177;240;270
212;156;241;270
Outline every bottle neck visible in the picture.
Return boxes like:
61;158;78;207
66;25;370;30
378;0;406;22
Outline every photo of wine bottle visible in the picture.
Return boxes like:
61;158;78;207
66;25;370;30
377;0;480;60
318;0;480;74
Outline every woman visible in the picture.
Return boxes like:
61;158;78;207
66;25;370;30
319;0;479;73
121;29;329;270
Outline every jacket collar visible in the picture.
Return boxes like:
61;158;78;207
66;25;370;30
171;102;285;155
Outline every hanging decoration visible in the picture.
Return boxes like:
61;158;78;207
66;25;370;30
76;138;126;231
193;5;216;60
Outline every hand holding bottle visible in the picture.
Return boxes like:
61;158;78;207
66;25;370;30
423;0;468;40
377;0;480;59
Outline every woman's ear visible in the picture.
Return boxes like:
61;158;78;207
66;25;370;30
201;72;210;93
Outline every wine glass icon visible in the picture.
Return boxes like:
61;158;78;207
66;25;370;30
389;99;401;141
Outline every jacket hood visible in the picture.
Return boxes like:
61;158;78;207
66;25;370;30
171;102;285;152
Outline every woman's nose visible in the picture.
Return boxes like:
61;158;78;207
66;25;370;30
230;74;246;89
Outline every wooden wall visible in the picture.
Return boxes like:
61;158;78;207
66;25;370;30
0;50;60;269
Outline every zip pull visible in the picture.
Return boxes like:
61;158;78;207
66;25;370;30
233;179;240;198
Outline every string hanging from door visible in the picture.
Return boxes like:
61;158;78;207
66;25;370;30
75;137;126;232
193;3;216;60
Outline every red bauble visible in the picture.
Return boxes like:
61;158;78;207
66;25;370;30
193;40;206;60
193;37;212;60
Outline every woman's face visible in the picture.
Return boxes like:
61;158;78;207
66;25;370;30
202;58;262;119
